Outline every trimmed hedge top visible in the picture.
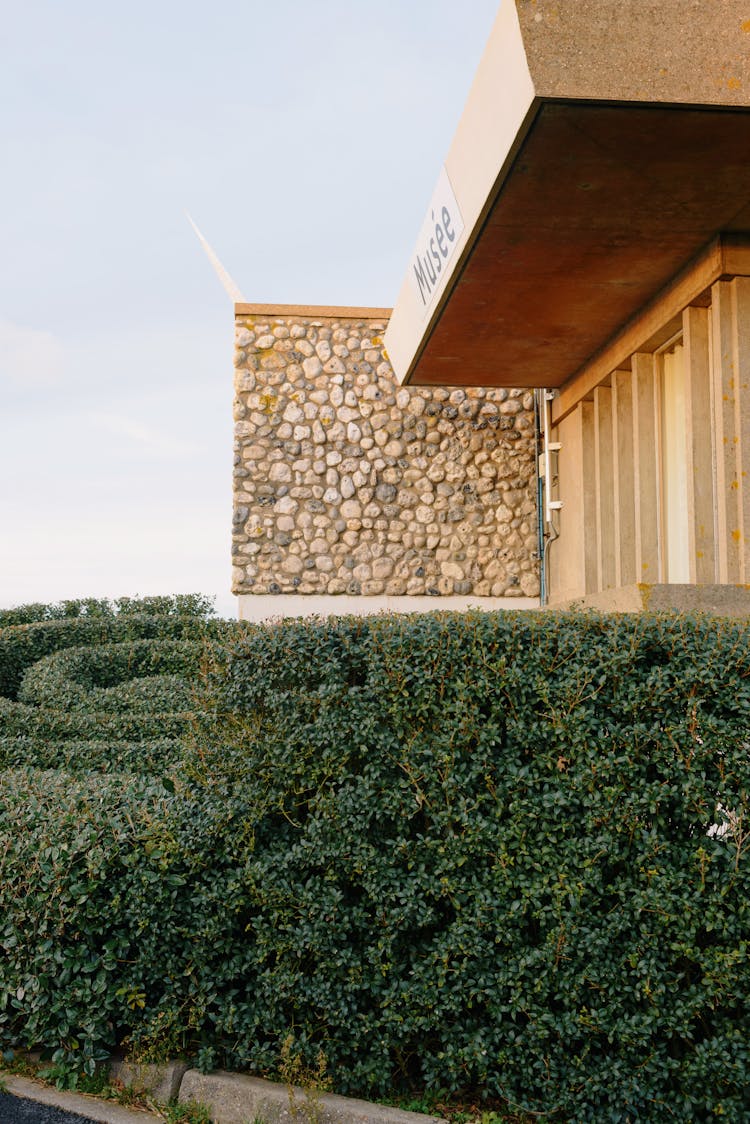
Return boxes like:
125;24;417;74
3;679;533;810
0;595;226;775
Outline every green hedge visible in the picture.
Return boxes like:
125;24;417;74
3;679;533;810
0;768;184;1076
0;697;193;742
184;610;750;1118
0;736;182;775
2;609;750;1120
17;640;203;713
0;593;215;629
0;595;223;701
0;595;226;779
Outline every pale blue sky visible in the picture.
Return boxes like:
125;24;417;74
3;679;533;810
0;0;499;617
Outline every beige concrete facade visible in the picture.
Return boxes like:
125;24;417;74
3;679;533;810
516;0;750;106
555;584;750;619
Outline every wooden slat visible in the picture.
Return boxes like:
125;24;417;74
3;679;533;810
711;280;741;582
732;277;750;581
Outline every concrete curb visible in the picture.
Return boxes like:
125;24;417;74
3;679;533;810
179;1070;444;1124
108;1059;189;1105
3;1074;158;1122
4;1060;446;1124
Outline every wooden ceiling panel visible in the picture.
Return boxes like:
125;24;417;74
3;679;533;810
411;102;750;388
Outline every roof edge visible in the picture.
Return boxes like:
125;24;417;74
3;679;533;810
235;303;391;320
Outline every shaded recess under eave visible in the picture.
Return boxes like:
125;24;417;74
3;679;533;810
416;100;750;389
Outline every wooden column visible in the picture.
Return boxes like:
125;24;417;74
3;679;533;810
548;402;599;603
612;369;636;586
731;277;750;581
594;385;615;591
683;305;716;582
631;352;661;582
711;280;743;582
581;401;598;593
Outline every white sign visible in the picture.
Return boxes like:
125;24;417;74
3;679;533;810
408;166;465;317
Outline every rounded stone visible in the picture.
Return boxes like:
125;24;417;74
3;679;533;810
521;573;540;596
372;557;394;579
280;556;303;575
303;357;323;379
374;483;397;503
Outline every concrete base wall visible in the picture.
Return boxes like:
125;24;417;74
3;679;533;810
237;593;539;623
551;583;750;617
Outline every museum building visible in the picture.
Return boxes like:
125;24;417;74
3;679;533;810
233;1;750;619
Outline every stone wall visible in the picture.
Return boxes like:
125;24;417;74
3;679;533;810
232;307;539;601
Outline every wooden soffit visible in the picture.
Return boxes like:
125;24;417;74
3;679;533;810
384;1;750;392
400;100;750;390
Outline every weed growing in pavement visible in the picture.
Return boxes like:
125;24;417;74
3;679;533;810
159;1099;212;1123
279;1034;332;1124
0;1050;39;1080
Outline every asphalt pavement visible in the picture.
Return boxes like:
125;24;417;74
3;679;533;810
0;1094;99;1123
0;1080;156;1124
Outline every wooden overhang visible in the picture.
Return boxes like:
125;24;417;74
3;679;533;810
409;101;750;390
384;1;750;409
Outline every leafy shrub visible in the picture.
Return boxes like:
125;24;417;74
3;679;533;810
0;596;231;1069
17;640;203;713
0;768;184;1072
2;608;750;1121
0;736;182;775
179;610;750;1119
0;698;193;742
0;599;116;628
0;595;222;701
0;594;216;629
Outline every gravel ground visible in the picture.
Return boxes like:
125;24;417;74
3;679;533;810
0;1093;99;1123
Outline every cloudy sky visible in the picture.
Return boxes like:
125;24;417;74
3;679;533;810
1;0;499;617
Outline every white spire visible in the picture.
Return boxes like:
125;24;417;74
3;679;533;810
185;212;246;303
